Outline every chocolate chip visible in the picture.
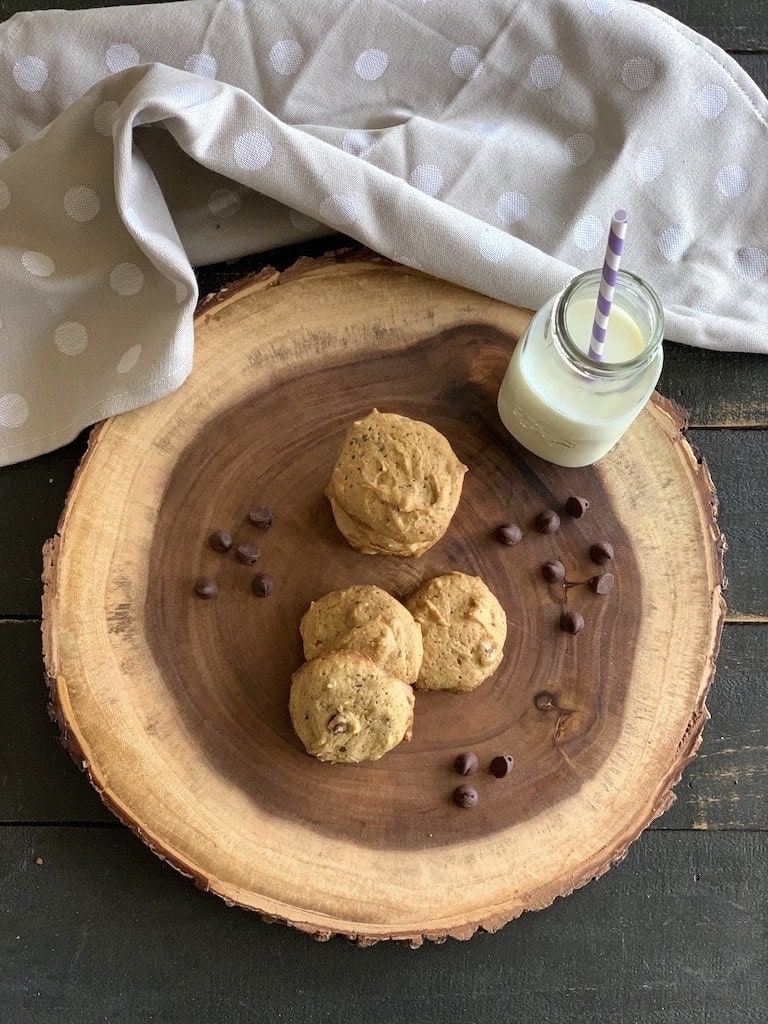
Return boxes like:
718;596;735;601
590;572;615;595
489;754;515;778
565;495;590;518
534;691;555;711
590;541;614;565
236;543;261;565
251;572;275;597
560;609;585;634
208;530;232;553
494;523;523;546
452;784;479;809
454;752;479;776
542;559;566;583
194;577;218;599
248;506;273;529
534;509;560;534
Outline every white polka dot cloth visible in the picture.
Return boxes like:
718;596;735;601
0;0;767;464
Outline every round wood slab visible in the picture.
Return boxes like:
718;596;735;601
42;250;725;945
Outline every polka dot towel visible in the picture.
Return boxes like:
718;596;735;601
0;0;766;465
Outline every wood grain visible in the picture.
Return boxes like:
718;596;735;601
687;428;768;619
5;618;765;831
650;0;768;50
0;435;88;617
649;623;768;831
41;254;724;942
3;826;766;1024
660;345;768;428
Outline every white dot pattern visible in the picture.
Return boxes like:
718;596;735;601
530;54;563;90
184;53;217;78
342;131;374;158
171;83;214;108
319;194;358;226
573;215;604;251
22;251;55;276
13;56;48;92
635;147;664;183
106;44;141;73
64;186;100;222
496;191;529;225
207;189;242;217
658;226;689;262
716;165;748;198
622;57;656;92
0;393;30;428
474;122;507;139
234;131;273;171
0;181;10;211
355;49;388;81
0;139;10;162
734;247;768;282
409;165;443;197
116;344;142;373
55;321;88;355
270;40;304;75
110;262;144;295
695;83;727;119
582;0;615;13
479;232;515;262
450;46;483;80
565;133;594;167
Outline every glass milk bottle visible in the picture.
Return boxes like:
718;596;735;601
497;269;664;467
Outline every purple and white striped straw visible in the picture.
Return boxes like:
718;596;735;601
587;209;629;362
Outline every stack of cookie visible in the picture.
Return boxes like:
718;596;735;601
289;410;508;764
325;409;467;557
289;572;508;763
289;585;421;763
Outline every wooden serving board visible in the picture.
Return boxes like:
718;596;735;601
42;250;725;945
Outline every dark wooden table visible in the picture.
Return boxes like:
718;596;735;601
2;2;767;1021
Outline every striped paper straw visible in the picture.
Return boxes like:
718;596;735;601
588;209;629;362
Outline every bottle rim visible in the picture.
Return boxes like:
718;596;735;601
553;269;665;379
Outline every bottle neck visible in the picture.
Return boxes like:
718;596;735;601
552;269;664;380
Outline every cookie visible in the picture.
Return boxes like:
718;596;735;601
300;584;423;684
325;409;467;557
405;572;507;692
289;651;415;763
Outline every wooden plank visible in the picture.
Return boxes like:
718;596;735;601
1;826;765;1022
659;344;768;428
3;616;765;831
0;434;88;618
651;623;768;830
0;0;167;15
736;53;768;92
648;0;768;50
687;429;767;619
0;621;114;824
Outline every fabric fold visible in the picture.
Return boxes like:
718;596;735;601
0;0;767;465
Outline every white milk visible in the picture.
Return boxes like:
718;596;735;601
497;271;664;467
565;297;645;363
